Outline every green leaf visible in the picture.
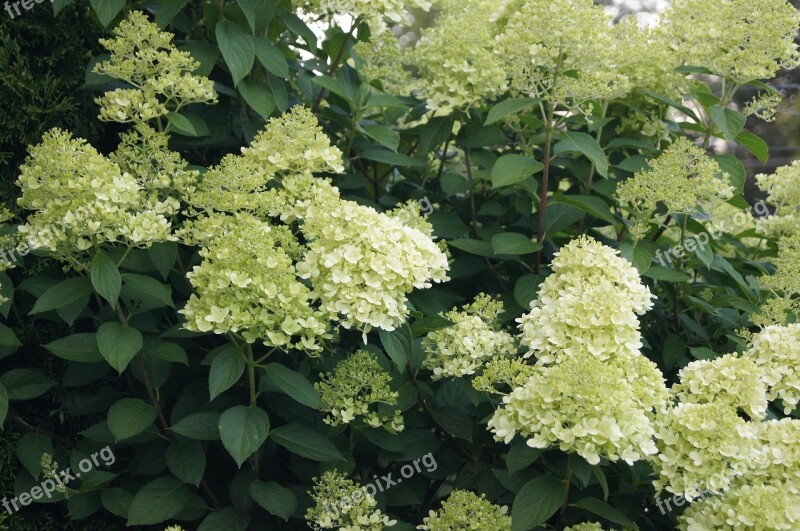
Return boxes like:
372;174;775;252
209;346;245;400
0;323;21;350
179;41;220;77
155;0;190;28
554;131;608;177
361;149;427;167
89;0;125;27
254;38;289;78
198;508;251;531
553;195;616;225
29;277;93;315
491;154;543;189
736;131;769;163
270;422;345;461
121;273;174;308
250;481;297;520
485;98;538;125
280;12;318;50
0;384;7;426
447;239;495;258
166;112;210;137
147;342;188;365
619;243;653;274
101;488;133;519
45;333;102;363
572;498;633;526
690;346;717;361
0;370;55;400
239;80;274;119
262;363;323;409
91;253;121;306
236;0;257;32
166;440;206;487
431;406;473;442
491;233;541;255
379;324;412;370
410;315;454;337
543;203;584;236
312;75;353;102
514;274;542;310
219;406;270;468
148;242;178;280
712;154;746;193
170;412;221;440
663;334;687;370
360;124;400;152
97;322;143;373
709;105;746;142
127;477;191;526
215;20;254;86
17;433;52;479
108;398;157;441
512;475;565;531
506;440;540;475
640;90;701;122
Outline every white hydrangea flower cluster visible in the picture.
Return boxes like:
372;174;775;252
306;471;397;530
422;294;517;380
93;11;216;125
16;129;174;266
417;490;511;531
518;235;653;363
679;481;800;531
746;324;800;414
315;350;404;432
755;160;800;239
294;192;450;335
471;356;537;395
294;0;431;32
750;418;800;488
179;213;331;353
564;524;606;531
410;1;508;113
489;351;662;466
651;402;761;500
672;355;768;420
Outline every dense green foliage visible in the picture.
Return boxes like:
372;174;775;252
2;1;800;530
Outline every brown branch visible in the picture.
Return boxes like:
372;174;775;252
9;413;71;444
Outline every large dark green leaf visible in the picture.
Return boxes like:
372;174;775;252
215;20;254;86
250;480;297;520
127;477;192;525
270;423;344;461
219;406;270;468
512;475;565;530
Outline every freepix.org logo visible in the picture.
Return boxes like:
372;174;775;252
4;0;52;19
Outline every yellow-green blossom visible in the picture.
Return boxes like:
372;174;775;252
179;213;331;353
295;0;430;32
306;471;396;530
488;351;663;466
93;11;216;125
749;419;800;489
422;294;517;380
316;350;403;432
417;490;511;531
411;1;507;113
617;138;735;240
746;324;800;414
471;356;536;395
744;92;784;123
672;355;768;420
678;481;800;531
755;161;800;239
658;0;800;84
518;235;653;363
564;524;606;531
651;402;760;500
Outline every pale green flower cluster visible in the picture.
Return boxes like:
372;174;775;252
422;294;517;380
16;129;174;265
306;471;397;531
518;235;653;363
294;0;430;32
564;524;606;531
471;356;536;395
315;350;403;431
93;11;216;124
294;193;450;334
672;355;768;420
617;138;735;240
417;490;511;531
750;418;800;488
180;213;331;352
744;92;784;123
746;324;800;414
184;106;448;340
652;402;760;500
754;236;800;326
658;0;800;84
679;481;800;531
410;1;507;113
353;32;410;94
495;0;635;103
489;351;663;465
755;161;800;239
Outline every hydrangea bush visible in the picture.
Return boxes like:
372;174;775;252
1;1;800;530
